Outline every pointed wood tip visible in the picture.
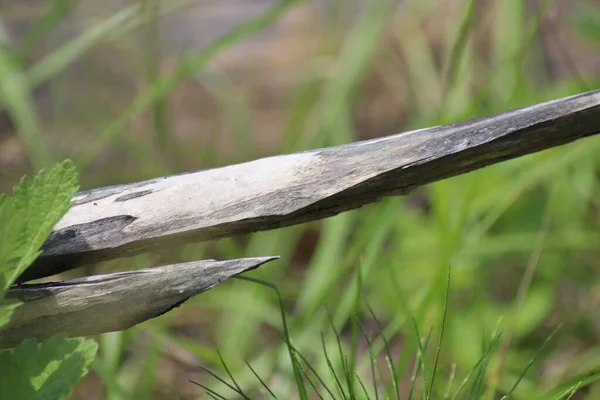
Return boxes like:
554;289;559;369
0;256;279;348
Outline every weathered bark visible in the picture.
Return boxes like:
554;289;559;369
20;89;600;283
0;257;277;348
3;89;600;348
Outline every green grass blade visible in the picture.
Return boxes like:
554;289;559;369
503;325;562;399
356;375;370;400
539;368;600;400
508;0;555;106
133;337;160;400
489;186;555;397
438;0;476;123
216;350;250;400
328;313;355;399
366;302;400;400
77;0;299;170
236;276;308;399
298;213;354;319
27;6;139;88
194;363;244;396
313;0;392;148
491;0;526;105
334;199;401;327
321;332;347;399
17;0;73;60
196;66;256;161
408;316;433;400
358;321;379;400
189;380;227;400
562;384;582;400
466;139;600;249
141;0;170;151
427;265;451;400
244;360;276;399
348;265;363;398
296;361;325;400
451;331;502;400
0;41;51;170
289;342;337;399
443;363;457;400
410;320;433;400
385;256;423;385
24;0;198;89
407;337;423;400
100;331;126;400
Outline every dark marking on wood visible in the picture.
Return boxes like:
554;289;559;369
18;215;137;282
115;190;154;202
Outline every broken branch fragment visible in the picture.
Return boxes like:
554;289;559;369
21;89;600;282
1;257;278;348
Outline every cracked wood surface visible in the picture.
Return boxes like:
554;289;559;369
20;89;600;282
1;257;277;348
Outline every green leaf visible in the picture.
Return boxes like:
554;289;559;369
0;297;21;328
0;334;98;400
0;194;24;281
0;43;50;170
0;159;79;290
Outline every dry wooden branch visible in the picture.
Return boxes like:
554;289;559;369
3;90;600;348
19;89;600;283
0;257;277;348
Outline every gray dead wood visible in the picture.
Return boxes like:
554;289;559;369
20;89;600;282
0;257;277;348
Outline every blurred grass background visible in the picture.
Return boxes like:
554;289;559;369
1;0;600;398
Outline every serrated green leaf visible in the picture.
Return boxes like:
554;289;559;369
0;334;98;400
0;194;23;276
0;297;21;328
1;159;79;288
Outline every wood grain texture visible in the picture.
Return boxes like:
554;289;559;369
1;257;277;348
20;89;600;282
